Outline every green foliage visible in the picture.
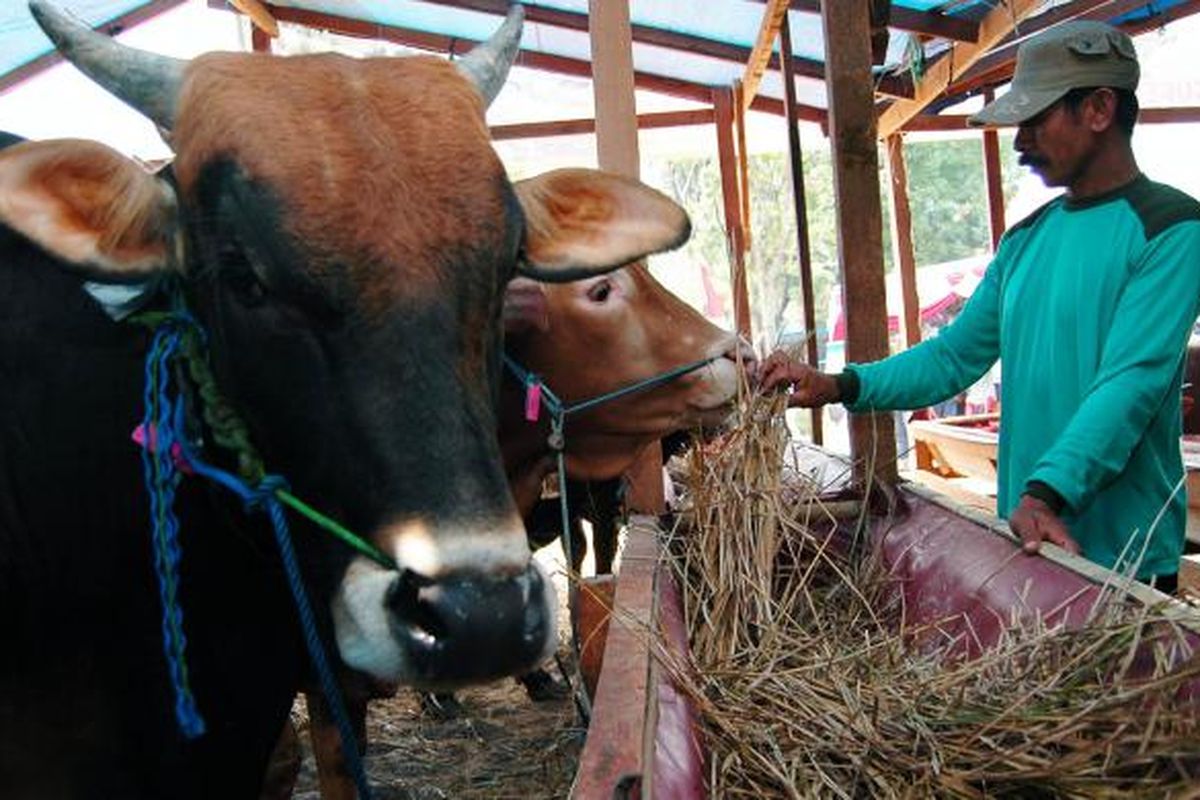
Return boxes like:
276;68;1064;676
655;133;1020;351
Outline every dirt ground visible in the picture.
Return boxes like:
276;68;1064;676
290;548;588;800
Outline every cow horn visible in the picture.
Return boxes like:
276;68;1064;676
455;4;523;108
29;0;184;130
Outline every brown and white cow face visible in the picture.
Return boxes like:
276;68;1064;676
502;262;753;483
14;1;691;688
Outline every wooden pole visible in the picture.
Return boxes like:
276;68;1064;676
587;0;662;517
820;0;897;483
779;14;822;445
886;134;920;349
981;89;1007;251
733;80;753;251
714;87;753;343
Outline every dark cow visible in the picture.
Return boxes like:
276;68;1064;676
301;263;752;794
0;2;696;797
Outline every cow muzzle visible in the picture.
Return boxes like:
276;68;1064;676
332;557;557;687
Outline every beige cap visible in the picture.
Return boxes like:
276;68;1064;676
968;20;1139;127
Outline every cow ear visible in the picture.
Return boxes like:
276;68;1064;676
0;138;177;280
514;168;690;283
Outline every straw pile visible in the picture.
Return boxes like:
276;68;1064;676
664;389;1200;799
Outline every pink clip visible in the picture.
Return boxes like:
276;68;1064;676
524;380;542;422
132;423;194;474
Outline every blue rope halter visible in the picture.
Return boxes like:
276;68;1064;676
139;312;375;800
502;351;720;721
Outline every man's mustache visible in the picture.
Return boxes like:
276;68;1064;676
1019;153;1047;168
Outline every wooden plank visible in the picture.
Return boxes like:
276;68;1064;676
733;81;752;251
779;0;980;43
419;0;910;99
742;0;791;111
885;134;920;349
903;105;1200;133
949;0;1166;98
779;14;823;445
981;89;1006;250
229;0;278;37
587;0;663;516
490;108;713;141
820;0;896;482
570;519;657;799
877;0;1041;139
714;88;753;343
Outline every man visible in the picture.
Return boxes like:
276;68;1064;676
760;21;1200;594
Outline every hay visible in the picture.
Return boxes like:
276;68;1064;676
663;388;1200;799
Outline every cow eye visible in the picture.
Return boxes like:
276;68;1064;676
587;279;612;304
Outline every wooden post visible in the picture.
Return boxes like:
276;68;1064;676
733;80;753;252
886;134;920;349
588;0;663;515
981;89;1007;251
820;1;897;483
779;14;823;445
714;87;753;343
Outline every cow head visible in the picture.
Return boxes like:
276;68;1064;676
502;252;753;482
6;1;690;689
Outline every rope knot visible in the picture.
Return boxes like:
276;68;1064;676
245;474;289;512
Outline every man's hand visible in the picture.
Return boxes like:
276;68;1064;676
1009;494;1080;555
755;350;841;408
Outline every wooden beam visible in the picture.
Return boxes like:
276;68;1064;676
0;0;188;94
821;0;896;482
981;89;1006;251
776;0;980;43
589;0;664;516
229;0;278;38
885;134;920;350
208;2;827;123
489;108;713;140
418;0;911;98
742;0;791;111
877;0;1041;139
903;105;1200;132
714;88;753;343
948;0;1153;99
733;81;752;251
780;14;823;445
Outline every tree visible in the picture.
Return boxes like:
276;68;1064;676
655;132;1020;356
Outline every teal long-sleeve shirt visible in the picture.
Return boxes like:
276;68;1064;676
844;175;1200;578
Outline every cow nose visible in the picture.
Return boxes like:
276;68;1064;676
384;563;556;688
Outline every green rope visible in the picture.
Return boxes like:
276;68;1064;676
276;491;397;569
130;307;396;571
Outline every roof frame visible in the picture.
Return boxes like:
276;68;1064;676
408;0;913;98
776;0;981;43
216;2;828;123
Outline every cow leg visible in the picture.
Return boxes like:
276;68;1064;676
259;716;302;800
418;691;465;720
517;667;571;701
306;689;365;800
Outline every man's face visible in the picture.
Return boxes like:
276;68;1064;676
1013;92;1100;189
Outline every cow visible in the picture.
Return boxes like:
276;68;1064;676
299;267;753;793
0;2;697;797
